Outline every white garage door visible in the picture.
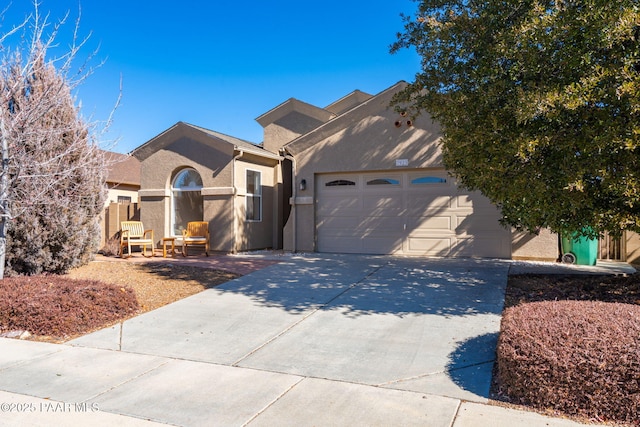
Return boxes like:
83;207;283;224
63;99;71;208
316;170;511;257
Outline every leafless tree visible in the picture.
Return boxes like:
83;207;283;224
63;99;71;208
0;3;112;277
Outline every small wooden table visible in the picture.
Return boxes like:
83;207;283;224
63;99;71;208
162;237;177;258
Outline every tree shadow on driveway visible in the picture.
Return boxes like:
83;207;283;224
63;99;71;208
217;255;509;318
446;332;499;399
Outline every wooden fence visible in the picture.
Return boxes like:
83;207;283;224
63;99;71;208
598;231;624;261
100;202;140;248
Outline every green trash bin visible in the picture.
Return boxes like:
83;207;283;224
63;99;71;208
561;229;598;266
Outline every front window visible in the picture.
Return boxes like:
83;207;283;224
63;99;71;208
246;170;261;221
172;168;203;235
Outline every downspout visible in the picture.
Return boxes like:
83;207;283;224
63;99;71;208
232;149;245;179
282;151;297;252
232;149;244;253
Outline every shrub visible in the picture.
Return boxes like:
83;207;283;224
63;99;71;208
0;275;138;338
2;39;107;277
100;237;121;257
496;300;640;425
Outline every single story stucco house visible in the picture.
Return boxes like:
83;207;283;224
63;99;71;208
131;81;640;262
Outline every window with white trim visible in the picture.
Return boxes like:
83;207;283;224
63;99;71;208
172;168;203;235
246;169;262;221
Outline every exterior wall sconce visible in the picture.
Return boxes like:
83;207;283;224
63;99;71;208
300;179;307;191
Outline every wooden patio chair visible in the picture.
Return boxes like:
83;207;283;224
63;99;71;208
182;221;210;257
120;221;155;258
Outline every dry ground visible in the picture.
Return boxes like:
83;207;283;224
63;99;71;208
65;260;239;313
0;260;239;343
504;272;640;308
3;259;638;343
2;258;639;424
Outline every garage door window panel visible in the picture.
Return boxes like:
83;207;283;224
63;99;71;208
411;176;447;185
326;179;356;187
366;178;400;186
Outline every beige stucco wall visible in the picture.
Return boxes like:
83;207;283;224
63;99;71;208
139;136;235;248
263;124;292;153
626;231;640;264
137;130;282;252
263;121;308;154
281;87;567;261
141;137;234;189
283;92;444;252
260;99;335;154
234;155;278;251
511;229;559;261
105;185;139;206
203;194;235;252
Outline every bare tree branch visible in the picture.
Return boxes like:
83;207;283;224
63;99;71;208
0;1;115;277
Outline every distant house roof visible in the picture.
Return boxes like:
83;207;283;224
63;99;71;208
103;150;141;187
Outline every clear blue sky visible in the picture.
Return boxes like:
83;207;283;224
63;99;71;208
2;1;421;154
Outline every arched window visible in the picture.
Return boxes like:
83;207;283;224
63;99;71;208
172;168;203;235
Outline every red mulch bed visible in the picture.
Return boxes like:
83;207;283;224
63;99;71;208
496;273;640;426
504;273;640;307
0;275;138;340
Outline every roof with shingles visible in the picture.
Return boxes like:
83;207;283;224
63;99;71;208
102;150;141;187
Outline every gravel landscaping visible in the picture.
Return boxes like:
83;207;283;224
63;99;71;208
1;259;239;342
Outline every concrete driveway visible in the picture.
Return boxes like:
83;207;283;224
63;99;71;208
0;254;600;426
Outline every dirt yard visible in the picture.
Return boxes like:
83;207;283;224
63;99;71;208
65;259;240;313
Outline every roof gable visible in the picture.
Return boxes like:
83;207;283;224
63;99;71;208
131;121;280;161
256;98;335;129
324;90;373;116
283;81;409;156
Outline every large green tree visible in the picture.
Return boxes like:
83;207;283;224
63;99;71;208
392;0;640;238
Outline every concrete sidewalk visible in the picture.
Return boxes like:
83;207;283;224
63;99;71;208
0;255;610;426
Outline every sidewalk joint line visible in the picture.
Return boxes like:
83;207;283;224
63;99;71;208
376;359;495;387
241;377;305;426
450;400;462;427
118;322;124;351
85;358;172;402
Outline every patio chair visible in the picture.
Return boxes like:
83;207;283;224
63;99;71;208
182;221;210;257
120;221;155;258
